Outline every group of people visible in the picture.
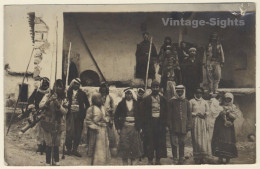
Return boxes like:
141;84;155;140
26;76;239;166
23;31;231;166
136;32;225;99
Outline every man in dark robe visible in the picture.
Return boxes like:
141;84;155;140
143;80;167;165
182;47;203;100
65;78;90;157
135;32;158;83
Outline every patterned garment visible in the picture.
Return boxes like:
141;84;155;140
151;95;160;117
117;102;143;159
117;124;143;159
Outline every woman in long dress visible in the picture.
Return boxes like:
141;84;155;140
85;93;111;165
212;93;238;164
189;88;210;164
114;88;143;165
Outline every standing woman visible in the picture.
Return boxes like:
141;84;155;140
212;93;238;164
99;82;117;154
114;88;143;165
85;93;111;165
189;88;210;164
39;79;68;166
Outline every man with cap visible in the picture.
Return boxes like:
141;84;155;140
135;32;158;84
27;77;50;154
182;47;203;100
65;78;90;157
167;85;192;164
204;32;225;94
142;80;167;165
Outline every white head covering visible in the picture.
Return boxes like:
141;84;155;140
172;85;186;100
224;92;234;104
69;78;81;90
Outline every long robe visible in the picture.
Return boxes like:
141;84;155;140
135;40;157;80
115;99;143;159
190;98;210;159
211;104;238;158
142;95;167;159
85;105;111;165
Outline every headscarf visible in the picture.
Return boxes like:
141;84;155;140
188;47;197;53
38;77;50;94
172;85;186;100
123;87;137;101
224;92;234;106
68;78;81;90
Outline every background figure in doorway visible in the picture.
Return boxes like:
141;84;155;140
204;32;225;94
182;47;203;100
135;32;158;84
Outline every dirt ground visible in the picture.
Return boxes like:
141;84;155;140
4;119;256;166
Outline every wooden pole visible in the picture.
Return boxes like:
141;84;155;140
145;37;153;90
6;48;35;135
66;42;72;88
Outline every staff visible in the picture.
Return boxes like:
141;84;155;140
145;37;153;90
6;48;35;135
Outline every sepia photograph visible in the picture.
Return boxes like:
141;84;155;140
2;1;257;166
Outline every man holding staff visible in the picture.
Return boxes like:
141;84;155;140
135;32;158;87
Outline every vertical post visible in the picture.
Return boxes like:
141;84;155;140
66;42;72;88
145;37;153;90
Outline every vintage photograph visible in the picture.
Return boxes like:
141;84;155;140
3;3;256;166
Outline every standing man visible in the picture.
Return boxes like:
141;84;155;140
182;47;203;100
65;78;90;157
143;80;167;165
204;32;225;94
167;85;192;164
135;32;158;85
27;77;50;154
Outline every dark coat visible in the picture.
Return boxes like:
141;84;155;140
28;89;45;110
182;58;203;99
114;99;142;131
142;94;168;158
135;40;157;79
67;89;90;120
167;98;192;134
